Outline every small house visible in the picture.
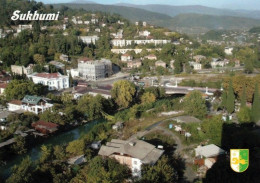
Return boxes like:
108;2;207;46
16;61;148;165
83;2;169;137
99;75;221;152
32;120;58;135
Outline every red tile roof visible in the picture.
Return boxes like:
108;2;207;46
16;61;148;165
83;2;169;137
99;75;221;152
35;73;60;79
9;100;22;105
32;120;58;128
78;57;92;62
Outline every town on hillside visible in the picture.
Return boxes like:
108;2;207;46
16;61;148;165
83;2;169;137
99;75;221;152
0;0;259;183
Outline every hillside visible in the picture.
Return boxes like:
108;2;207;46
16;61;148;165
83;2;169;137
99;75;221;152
52;3;260;34
115;3;260;20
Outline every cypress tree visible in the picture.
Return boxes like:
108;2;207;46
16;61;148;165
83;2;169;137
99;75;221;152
251;83;260;122
241;85;247;108
226;80;235;114
69;72;73;87
221;91;227;110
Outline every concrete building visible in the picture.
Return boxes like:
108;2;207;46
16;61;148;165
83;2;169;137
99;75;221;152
27;72;69;91
224;47;233;55
59;54;69;62
0;83;7;95
145;54;157;60
11;64;34;75
17;24;32;33
98;139;164;177
193;55;206;63
127;60;142;68
211;58;229;68
139;30;150;37
78;58;112;81
78;36;99;45
111;39;171;47
111;48;162;54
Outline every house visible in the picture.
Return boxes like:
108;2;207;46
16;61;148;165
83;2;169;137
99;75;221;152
121;54;133;62
59;54;69;62
11;64;34;75
193;55;206;63
32;120;58;134
234;59;240;67
0;71;11;83
27;72;69;91
173;116;201;123
194;144;226;169
189;61;202;70
224;47;233;55
8;100;22;112
8;95;53;114
87;88;112;99
139;30;150;37
210;58;229;68
127;60;142;68
0;83;7;95
155;60;166;68
17;24;32;33
78;58;113;81
98;139;164;177
145;54;157;60
0;111;12;123
143;22;147;26
112;121;123;130
49;61;65;70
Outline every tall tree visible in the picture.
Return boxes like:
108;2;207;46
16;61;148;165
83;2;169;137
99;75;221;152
69;72;73;87
241;85;247;108
251;83;260;122
111;80;136;108
226;80;235;114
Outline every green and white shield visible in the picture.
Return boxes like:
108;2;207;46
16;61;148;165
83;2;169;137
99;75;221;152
230;149;249;173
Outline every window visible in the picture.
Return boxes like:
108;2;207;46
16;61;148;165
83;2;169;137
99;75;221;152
134;161;137;165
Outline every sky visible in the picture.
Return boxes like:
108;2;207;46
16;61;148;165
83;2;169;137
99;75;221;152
38;0;260;10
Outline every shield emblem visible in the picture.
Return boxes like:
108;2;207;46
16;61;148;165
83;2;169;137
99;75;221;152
230;149;249;173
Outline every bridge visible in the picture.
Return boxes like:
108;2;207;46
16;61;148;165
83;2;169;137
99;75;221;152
163;82;219;95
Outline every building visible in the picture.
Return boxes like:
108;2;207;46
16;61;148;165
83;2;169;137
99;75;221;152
143;22;147;26
98;139;164;177
28;72;69;91
127;60;142;68
11;64;34;75
0;83;7;95
111;39;171;47
49;61;65;70
170;60;175;69
139;30;150;37
121;54;133;62
211;58;229;68
189;61;202;70
0;71;11;83
32;120;58;134
59;54;69;62
155;60;166;68
17;24;32;33
224;47;233;55
193;55;206;63
78;36;99;45
173;116;201;123
8;95;53;114
145;54;157;60
67;69;79;78
111;48;162;54
78;58;112;81
194;144;226;169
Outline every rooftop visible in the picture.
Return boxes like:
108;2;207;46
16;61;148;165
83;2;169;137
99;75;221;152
195;144;225;158
33;72;62;79
32;120;59;129
98;139;164;165
8;100;22;105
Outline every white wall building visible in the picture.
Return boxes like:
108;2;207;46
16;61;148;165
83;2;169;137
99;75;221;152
224;47;233;55
189;61;202;70
78;36;99;45
111;39;171;47
27;72;69;91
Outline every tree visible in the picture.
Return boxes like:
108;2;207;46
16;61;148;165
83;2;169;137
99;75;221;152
6;156;33;183
66;139;85;156
251;83;260;122
141;156;178;183
174;59;182;74
183;91;207;119
111;80;136;108
33;54;45;65
241;85;247;108
237;107;251;123
221;91;227;110
226;80;235;114
40;145;52;163
11;136;27;154
141;92;156;104
69;72;73;87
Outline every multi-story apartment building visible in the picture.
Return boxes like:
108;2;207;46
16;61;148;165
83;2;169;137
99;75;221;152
111;39;171;47
78;58;113;81
11;64;34;75
78;36;99;45
27;72;69;91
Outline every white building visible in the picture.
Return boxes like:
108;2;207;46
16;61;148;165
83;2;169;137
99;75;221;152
11;64;34;75
224;47;233;55
78;58;113;81
27;72;69;91
111;39;171;47
211;58;229;68
8;95;53;115
111;48;162;54
139;30;150;37
121;54;133;62
17;24;32;33
99;139;164;177
189;61;202;70
67;69;79;78
78;36;99;45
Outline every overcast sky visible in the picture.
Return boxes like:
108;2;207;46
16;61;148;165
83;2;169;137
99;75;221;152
38;0;260;10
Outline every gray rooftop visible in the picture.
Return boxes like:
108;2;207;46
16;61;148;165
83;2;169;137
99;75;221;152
98;139;164;165
173;116;201;123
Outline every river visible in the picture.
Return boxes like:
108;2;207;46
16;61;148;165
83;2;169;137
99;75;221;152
0;119;104;179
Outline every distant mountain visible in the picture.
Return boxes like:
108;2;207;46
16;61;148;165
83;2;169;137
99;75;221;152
69;0;98;4
52;3;260;34
115;4;260;20
53;3;172;23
